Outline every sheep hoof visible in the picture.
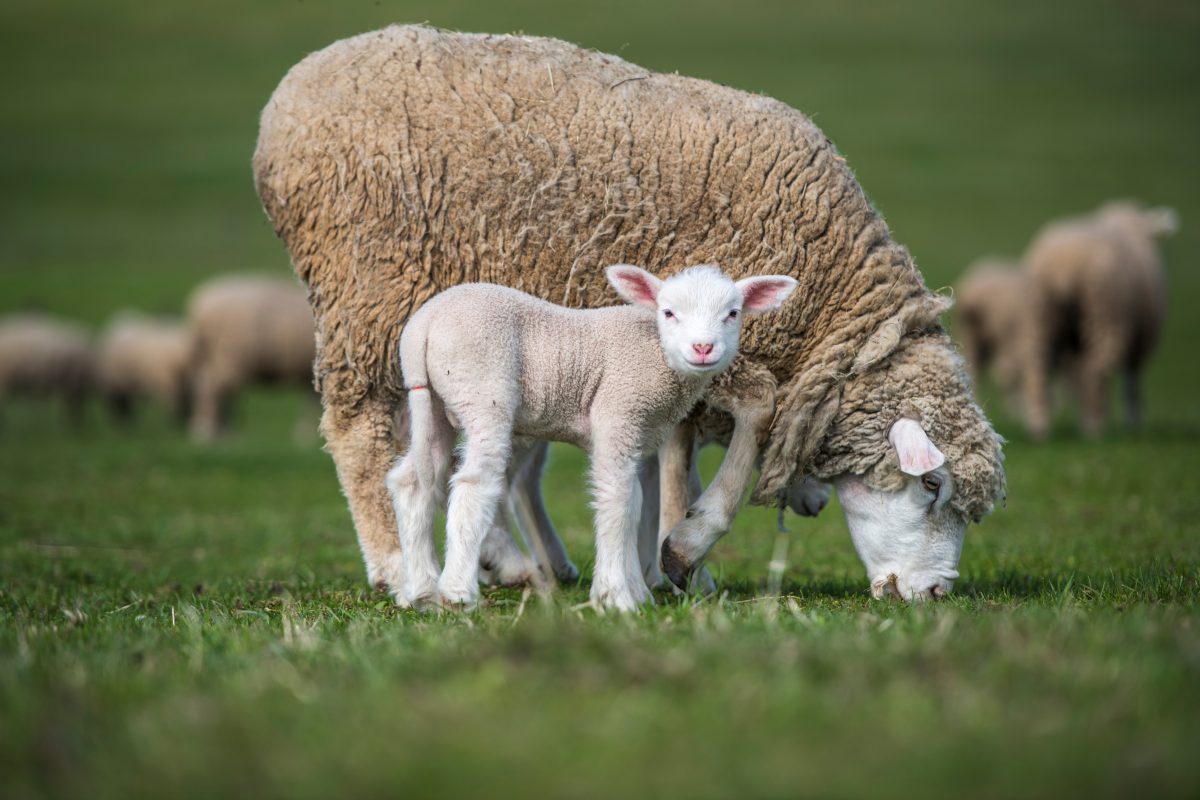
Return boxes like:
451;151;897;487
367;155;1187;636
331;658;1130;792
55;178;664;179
436;582;480;612
660;541;695;592
555;562;581;584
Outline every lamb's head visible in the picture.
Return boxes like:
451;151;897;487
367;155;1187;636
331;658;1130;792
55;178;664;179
606;264;797;377
813;333;1006;602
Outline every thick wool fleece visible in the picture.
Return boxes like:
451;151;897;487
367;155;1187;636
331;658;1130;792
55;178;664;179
812;331;1006;523
254;25;1004;516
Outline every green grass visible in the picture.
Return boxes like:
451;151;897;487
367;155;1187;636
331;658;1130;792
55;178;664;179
2;1;1199;797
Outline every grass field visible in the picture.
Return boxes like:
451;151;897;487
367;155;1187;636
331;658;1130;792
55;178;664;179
2;1;1199;797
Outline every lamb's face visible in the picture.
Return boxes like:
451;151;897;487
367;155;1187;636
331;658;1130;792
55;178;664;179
654;268;745;376
605;264;798;378
832;419;964;601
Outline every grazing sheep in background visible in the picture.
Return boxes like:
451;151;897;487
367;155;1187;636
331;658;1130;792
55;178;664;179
1021;200;1173;439
185;274;316;441
97;311;191;424
254;26;1005;603
0;312;94;424
387;265;797;610
953;259;1033;406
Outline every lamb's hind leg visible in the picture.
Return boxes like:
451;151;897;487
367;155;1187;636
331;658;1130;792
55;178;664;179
439;413;513;610
385;389;454;609
320;385;406;600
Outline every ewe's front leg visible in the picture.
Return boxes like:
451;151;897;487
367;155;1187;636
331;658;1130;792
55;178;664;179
320;387;407;598
647;423;715;594
590;446;651;612
660;399;773;591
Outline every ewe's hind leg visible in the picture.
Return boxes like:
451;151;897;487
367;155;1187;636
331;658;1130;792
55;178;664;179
509;440;580;584
440;415;513;609
321;388;406;597
385;390;454;609
590;443;651;612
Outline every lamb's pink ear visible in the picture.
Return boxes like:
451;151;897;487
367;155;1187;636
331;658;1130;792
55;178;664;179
889;418;945;477
735;275;799;315
606;265;663;310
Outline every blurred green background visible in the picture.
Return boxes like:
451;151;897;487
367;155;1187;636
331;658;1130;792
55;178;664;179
2;1;1198;798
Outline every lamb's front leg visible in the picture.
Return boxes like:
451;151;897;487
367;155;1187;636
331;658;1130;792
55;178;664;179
590;445;652;612
660;398;773;591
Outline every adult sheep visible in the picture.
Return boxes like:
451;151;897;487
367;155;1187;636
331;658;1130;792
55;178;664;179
0;312;94;424
254;26;1005;602
97;311;192;424
1020;201;1173;439
186;274;316;441
954;259;1031;402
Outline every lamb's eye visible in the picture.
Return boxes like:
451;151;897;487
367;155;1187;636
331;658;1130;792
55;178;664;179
921;474;942;495
663;309;675;320
727;309;739;320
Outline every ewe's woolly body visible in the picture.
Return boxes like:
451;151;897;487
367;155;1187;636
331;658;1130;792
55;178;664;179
254;25;1004;522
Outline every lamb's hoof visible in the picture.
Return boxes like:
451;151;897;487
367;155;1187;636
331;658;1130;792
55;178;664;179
660;540;695;592
590;580;652;612
436;582;480;612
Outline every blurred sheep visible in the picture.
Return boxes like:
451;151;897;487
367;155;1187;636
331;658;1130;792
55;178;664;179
186;274;316;441
97;311;192;424
954;259;1033;412
1021;200;1174;438
0;312;94;423
956;201;1174;439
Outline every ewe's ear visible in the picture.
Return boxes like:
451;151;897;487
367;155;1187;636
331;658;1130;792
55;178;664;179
736;275;798;315
889;417;945;477
606;265;663;310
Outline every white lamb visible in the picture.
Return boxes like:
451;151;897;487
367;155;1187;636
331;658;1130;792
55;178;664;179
386;265;797;612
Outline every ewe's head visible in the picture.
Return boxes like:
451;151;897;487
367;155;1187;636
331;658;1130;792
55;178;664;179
606;264;797;377
814;333;1006;602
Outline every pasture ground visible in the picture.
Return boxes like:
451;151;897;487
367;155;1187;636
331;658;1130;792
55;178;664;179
2;1;1198;797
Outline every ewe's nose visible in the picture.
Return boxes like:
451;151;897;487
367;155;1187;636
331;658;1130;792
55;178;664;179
692;343;714;357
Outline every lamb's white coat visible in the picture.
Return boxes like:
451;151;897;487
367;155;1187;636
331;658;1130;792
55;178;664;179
385;265;796;610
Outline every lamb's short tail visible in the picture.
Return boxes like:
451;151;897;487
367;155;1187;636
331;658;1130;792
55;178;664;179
399;305;434;394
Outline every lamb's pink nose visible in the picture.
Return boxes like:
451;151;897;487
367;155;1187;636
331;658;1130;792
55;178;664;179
693;343;714;357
